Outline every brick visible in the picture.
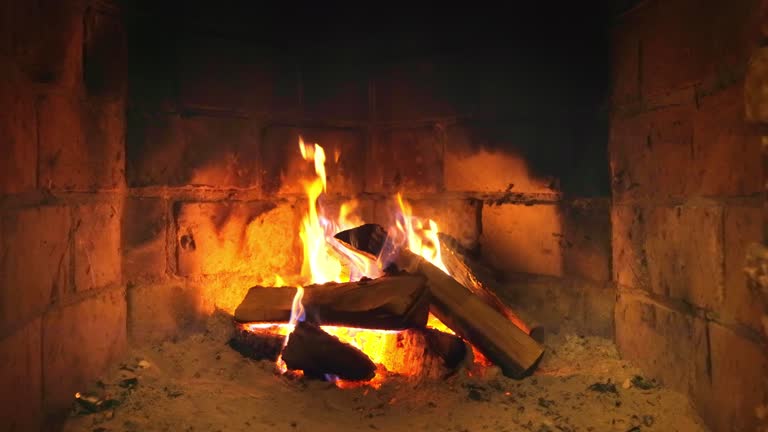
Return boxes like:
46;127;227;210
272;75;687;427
177;35;298;115
610;6;642;106
122;197;168;283
9;1;83;87
614;295;709;393
0;318;42;432
374;61;456;122
127;282;206;344
0;63;37;194
175;201;302;281
43;288;126;414
610;204;650;289
481;204;563;277
83;8;126;99
0;206;70;332
82;98;125;188
561;199;611;282
125;113;186;186
444;124;556;193
262;126;366;196
371;197;480;251
303;65;368;122
745;47;768;123
645;204;724;309
609;105;696;201
74;204;121;292
723;205;764;331
694;84;763;196
699;322;768;432
367;127;443;194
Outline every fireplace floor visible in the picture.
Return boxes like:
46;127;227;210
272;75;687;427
62;315;707;432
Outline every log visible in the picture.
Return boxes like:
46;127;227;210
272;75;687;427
230;322;469;379
281;321;376;381
234;275;430;330
438;233;531;334
334;224;544;378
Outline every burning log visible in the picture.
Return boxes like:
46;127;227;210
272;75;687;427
334;224;544;378
228;325;285;361
234;275;429;330
281;321;377;381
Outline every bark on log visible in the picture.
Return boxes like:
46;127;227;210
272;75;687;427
281;321;376;381
234;275;429;330
228;325;285;361
334;224;544;378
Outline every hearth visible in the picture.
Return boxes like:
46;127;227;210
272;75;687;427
1;1;766;431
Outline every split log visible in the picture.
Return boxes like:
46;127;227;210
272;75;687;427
335;224;544;378
281;321;376;381
230;323;469;379
234;275;429;330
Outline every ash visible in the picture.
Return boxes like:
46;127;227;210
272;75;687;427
63;314;707;432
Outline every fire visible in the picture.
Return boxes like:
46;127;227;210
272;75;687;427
275;285;305;373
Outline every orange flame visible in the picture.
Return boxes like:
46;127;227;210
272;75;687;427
275;285;305;373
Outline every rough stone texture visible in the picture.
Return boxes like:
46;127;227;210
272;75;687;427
83;7;126;100
126;114;260;188
611;204;650;290
262;126;366;196
694;84;762;197
74;204;121;292
0;206;70;332
0;64;37;194
127;283;207;344
367;127;443;194
374;61;456;122
481;204;563;277
645;204;725;309
122;197;168;283
0;318;42;432
610;8;641;106
723;205;764;331
614;295;710;393
701;322;768;432
561;199;611;283
175;201;301;281
43;288;127;414
372;197;480;251
444;124;555;194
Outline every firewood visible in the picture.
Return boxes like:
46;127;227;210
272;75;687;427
281;321;376;381
234;275;429;330
334;224;544;378
228;325;285;361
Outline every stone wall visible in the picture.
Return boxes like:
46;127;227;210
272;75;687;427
0;1;127;430
609;1;768;431
121;6;615;344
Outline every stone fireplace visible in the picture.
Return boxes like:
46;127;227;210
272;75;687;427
0;1;766;431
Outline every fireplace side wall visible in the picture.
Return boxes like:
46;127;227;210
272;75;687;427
609;1;767;431
0;1;128;429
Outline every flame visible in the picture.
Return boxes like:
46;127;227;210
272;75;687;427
392;193;449;274
275;285;305;373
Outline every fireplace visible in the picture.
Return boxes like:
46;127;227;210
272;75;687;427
1;1;766;431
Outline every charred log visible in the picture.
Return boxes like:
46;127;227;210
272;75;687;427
234;275;430;330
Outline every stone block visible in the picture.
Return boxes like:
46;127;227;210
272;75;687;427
303;65;368;122
444;124;556;194
127;114;260;188
611;204;650;290
262;126;366;196
561;199;611;282
700;322;768;432
74;204;121;292
0;318;42;432
122;197;168;283
175;201;301;282
614;295;709;393
0;206;70;332
83;8;126;99
723;205;764;331
694;84;763;196
645;204;724;309
127;283;207;344
481;204;563;277
372;197;480;251
177;35;298;115
0;64;37;194
374;61;457;122
367;127;443;194
43;288;126;414
9;1;83;87
610;7;642;106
